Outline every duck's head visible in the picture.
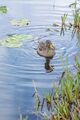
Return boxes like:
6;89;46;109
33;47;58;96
46;40;54;49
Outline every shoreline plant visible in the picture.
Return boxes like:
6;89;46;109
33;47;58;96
33;57;80;120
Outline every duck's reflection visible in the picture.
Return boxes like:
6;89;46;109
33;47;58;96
44;57;54;73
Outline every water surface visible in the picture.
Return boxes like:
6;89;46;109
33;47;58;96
0;0;80;120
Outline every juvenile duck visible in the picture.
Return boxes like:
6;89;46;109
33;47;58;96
37;40;55;58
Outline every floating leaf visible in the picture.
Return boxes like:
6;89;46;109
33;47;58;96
7;34;33;41
46;28;51;31
53;23;59;27
0;40;22;48
10;18;31;26
0;34;34;48
0;6;7;13
54;29;59;32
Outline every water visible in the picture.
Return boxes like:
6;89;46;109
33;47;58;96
0;0;80;120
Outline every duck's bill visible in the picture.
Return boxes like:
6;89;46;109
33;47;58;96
50;43;53;48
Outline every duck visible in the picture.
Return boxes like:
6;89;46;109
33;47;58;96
37;40;55;58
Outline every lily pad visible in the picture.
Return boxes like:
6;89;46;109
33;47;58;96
0;34;34;48
54;29;59;32
10;19;31;26
46;28;51;31
53;23;59;27
0;6;7;13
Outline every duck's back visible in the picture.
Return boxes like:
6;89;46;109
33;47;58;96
37;42;55;58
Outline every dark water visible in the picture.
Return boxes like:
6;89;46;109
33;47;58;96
0;0;80;120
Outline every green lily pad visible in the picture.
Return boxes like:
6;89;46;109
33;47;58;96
54;29;59;32
10;19;31;26
46;28;51;31
0;6;7;13
53;23;59;27
0;34;34;48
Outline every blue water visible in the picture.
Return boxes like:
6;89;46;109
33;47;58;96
0;0;80;120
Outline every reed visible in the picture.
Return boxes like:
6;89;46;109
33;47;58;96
33;57;80;120
69;0;80;31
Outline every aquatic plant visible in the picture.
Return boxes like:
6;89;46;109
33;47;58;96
33;57;80;120
69;0;80;31
60;14;67;35
10;18;31;26
19;112;28;120
52;0;80;36
19;113;23;120
0;34;34;48
0;6;7;13
73;11;80;29
33;80;40;112
61;14;67;26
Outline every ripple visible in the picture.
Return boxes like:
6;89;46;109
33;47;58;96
0;27;79;78
0;28;78;85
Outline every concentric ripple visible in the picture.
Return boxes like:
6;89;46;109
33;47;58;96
0;26;79;87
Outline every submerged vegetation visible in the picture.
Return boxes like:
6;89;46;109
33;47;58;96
0;6;7;13
33;57;80;120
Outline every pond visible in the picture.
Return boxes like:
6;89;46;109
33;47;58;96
0;0;80;120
